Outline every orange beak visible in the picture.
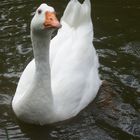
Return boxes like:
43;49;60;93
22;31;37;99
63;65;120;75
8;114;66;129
44;12;61;29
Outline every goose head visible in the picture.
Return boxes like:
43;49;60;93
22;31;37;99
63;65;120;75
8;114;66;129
31;3;61;35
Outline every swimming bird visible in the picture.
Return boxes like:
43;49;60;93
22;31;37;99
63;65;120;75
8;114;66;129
12;0;102;125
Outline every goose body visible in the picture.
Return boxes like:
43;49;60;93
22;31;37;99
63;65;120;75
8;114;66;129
12;0;102;125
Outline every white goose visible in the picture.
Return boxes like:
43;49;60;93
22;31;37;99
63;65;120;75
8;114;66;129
12;0;102;125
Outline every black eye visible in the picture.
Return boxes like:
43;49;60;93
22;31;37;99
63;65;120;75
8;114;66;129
38;9;42;14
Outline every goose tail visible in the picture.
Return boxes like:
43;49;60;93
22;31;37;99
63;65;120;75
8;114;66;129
61;0;93;32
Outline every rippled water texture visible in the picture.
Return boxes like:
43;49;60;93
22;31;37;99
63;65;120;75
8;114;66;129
0;0;140;139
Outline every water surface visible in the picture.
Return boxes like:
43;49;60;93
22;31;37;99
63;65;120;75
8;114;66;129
0;0;140;139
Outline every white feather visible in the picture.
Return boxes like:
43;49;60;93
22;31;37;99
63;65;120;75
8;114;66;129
12;0;102;125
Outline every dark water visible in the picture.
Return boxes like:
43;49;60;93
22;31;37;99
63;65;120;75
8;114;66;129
0;0;140;139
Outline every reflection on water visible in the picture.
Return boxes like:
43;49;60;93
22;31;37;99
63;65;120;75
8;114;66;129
0;0;140;139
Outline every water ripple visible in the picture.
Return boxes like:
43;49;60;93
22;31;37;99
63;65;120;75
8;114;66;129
120;42;140;58
0;0;140;139
0;94;12;105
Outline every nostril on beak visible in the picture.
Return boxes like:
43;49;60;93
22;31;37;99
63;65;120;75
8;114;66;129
50;18;53;21
44;11;62;29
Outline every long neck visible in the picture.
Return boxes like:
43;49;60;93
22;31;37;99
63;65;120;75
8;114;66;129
32;32;51;74
29;31;54;115
31;31;52;92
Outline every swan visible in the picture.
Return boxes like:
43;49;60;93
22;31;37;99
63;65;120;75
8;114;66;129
12;0;102;125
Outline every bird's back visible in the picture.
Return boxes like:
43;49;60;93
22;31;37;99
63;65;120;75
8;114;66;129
50;0;102;120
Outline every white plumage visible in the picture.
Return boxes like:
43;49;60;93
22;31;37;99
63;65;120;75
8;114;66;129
12;0;102;125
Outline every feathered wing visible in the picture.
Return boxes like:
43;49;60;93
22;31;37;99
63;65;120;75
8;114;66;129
62;0;93;37
50;0;94;66
12;60;35;105
50;0;101;119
